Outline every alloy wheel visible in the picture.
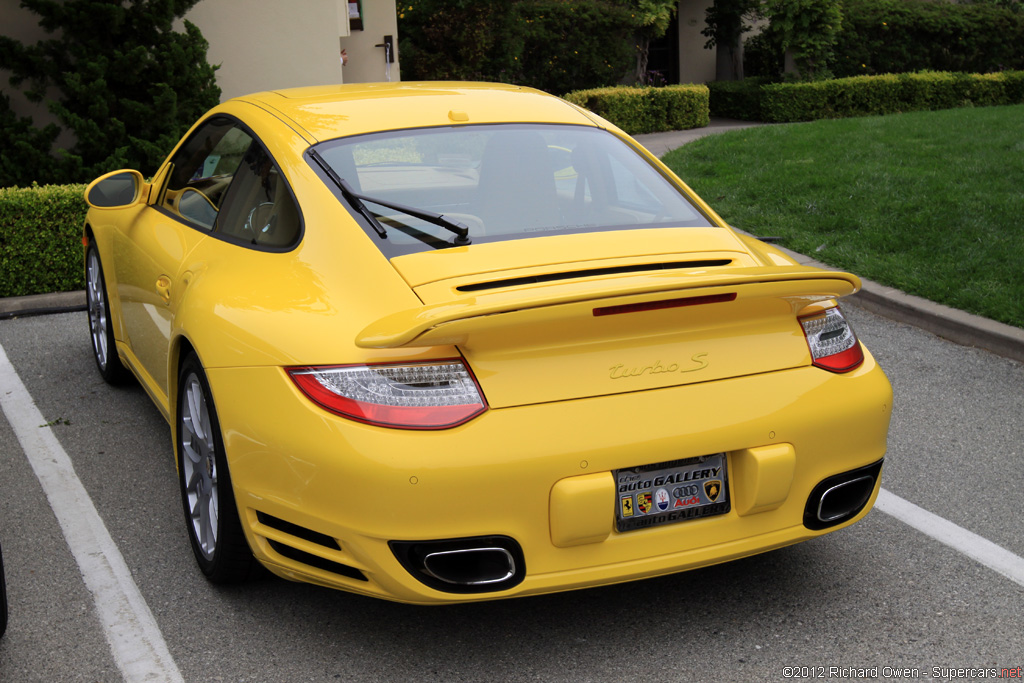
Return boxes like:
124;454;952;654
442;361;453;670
86;249;109;370
181;372;219;560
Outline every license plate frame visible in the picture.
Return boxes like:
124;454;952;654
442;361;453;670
614;453;729;532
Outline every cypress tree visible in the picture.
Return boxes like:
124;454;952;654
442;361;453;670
0;0;220;186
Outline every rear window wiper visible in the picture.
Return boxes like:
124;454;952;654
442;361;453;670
308;149;470;247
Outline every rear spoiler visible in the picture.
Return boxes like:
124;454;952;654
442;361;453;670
356;266;860;349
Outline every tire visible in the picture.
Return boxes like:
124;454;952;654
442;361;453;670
177;353;256;583
85;244;131;385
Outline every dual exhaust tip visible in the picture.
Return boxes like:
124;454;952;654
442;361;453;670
392;459;885;594
803;459;884;530
390;536;525;594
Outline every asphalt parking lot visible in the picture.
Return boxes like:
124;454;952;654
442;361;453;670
1;305;1022;682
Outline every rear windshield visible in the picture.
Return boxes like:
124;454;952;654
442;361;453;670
309;123;713;257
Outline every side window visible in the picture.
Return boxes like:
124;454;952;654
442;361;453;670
160;118;253;230
214;143;301;248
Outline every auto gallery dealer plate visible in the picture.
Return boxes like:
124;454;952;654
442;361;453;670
615;453;730;532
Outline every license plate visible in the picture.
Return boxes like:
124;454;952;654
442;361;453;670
614;453;729;532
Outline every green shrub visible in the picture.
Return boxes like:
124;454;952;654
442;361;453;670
398;0;635;95
833;0;1024;78
563;84;710;133
759;70;1024;122
707;79;766;120
0;184;87;297
0;0;219;187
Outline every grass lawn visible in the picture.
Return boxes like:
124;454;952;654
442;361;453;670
662;104;1024;328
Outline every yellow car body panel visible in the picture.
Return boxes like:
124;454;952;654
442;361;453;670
209;348;889;604
82;82;893;604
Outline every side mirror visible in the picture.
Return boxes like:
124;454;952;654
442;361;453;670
85;169;147;209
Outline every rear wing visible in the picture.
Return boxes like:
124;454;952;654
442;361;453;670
357;266;860;349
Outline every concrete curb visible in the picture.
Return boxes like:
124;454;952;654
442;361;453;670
770;242;1024;364
0;290;86;319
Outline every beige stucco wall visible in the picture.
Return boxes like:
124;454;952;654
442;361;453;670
0;3;62;129
1;0;403;112
181;0;344;100
182;0;401;99
338;0;402;85
677;0;717;84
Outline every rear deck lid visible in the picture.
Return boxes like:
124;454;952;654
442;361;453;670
363;247;860;408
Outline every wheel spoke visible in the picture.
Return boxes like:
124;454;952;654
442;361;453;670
181;371;219;561
86;251;109;369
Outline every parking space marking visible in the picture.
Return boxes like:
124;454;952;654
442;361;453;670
876;488;1024;588
0;343;184;683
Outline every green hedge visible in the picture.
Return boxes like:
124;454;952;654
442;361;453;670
707;79;766;121
563;84;710;134
708;71;1024;123
761;71;1024;122
833;0;1024;78
0;184;87;298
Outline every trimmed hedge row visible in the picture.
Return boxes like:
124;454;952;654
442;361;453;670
0;184;87;298
710;70;1024;123
833;0;1024;78
563;84;710;134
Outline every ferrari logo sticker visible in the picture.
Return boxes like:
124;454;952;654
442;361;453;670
704;479;722;503
637;492;653;514
621;496;634;517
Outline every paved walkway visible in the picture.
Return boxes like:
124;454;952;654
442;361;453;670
632;118;767;156
3;119;1022;363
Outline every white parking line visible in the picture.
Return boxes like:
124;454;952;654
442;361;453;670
0;343;183;683
876;488;1024;589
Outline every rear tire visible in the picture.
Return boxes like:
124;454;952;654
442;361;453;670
85;244;131;385
177;353;256;583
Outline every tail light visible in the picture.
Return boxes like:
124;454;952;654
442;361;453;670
288;359;487;430
799;306;864;373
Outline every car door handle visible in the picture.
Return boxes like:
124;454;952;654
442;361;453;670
156;276;172;303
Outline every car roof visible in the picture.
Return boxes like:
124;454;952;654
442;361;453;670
233;82;602;142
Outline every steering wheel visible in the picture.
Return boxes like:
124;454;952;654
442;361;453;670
244;202;276;237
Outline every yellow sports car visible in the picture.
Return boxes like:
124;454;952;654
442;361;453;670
83;83;892;604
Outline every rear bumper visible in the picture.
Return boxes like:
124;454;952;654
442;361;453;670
208;349;892;604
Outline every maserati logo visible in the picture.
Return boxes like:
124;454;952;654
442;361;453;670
609;353;708;380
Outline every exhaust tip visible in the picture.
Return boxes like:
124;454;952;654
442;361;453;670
390;535;525;594
423;547;516;586
804;460;883;530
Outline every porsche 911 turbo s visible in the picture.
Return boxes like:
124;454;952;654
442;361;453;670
83;82;892;604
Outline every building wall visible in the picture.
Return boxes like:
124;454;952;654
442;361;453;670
0;3;62;130
181;0;346;100
181;0;403;96
677;0;718;84
1;0;403;125
339;0;403;84
675;0;766;84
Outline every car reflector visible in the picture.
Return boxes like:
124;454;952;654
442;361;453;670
288;360;487;429
799;306;864;373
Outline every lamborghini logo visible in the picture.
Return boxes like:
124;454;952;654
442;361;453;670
704;479;722;503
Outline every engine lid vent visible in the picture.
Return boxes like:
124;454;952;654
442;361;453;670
456;259;733;293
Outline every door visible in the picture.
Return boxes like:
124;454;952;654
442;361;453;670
114;117;255;401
